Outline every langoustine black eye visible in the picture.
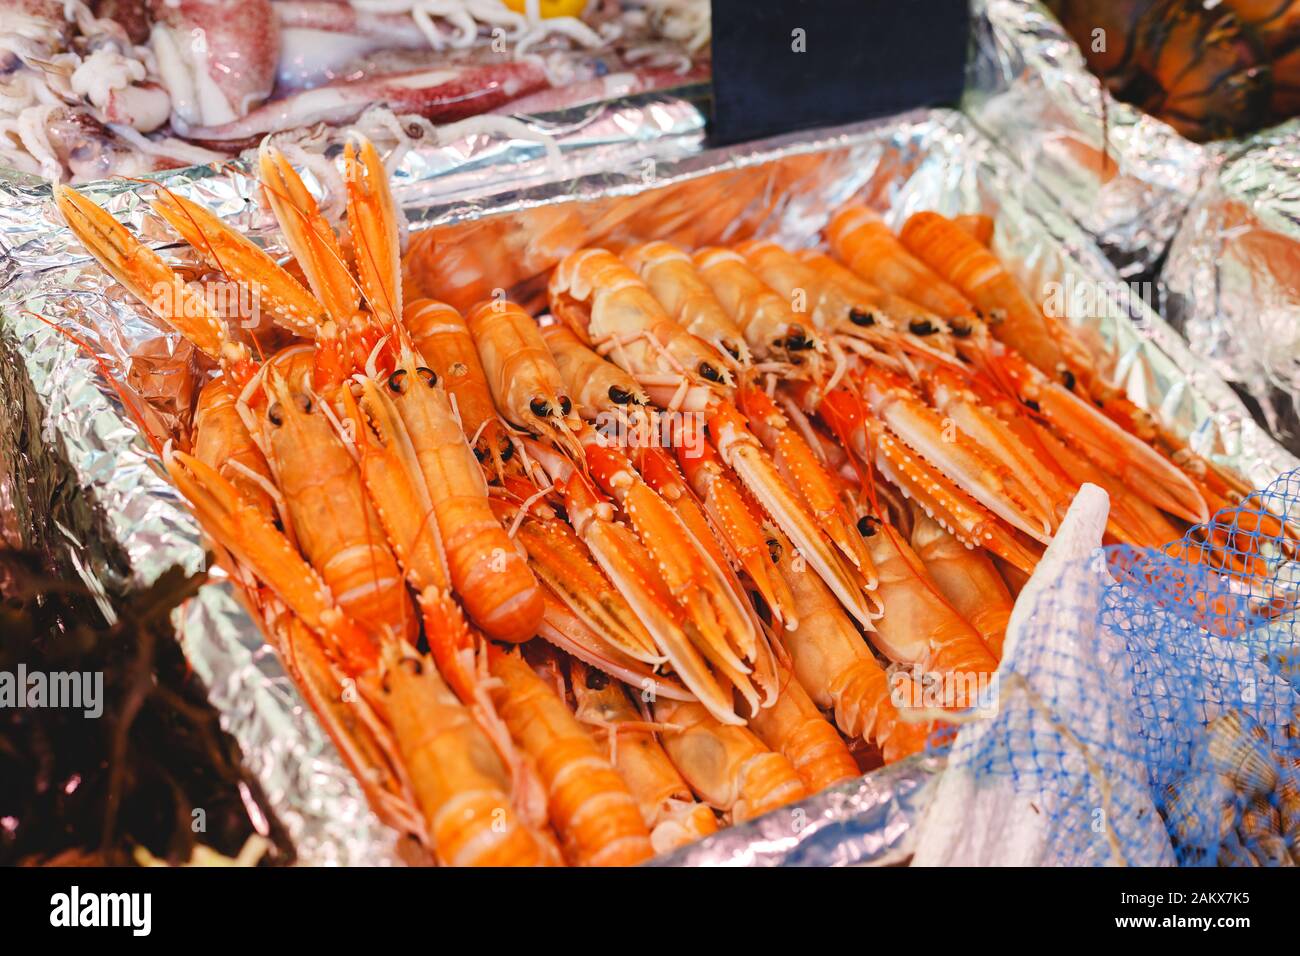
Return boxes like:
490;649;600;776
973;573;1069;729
699;362;723;382
416;366;438;387
609;386;634;405
267;403;284;426
530;398;552;417
559;396;572;416
388;369;408;394
857;515;880;537
784;327;813;351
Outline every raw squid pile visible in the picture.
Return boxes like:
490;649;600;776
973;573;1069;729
52;133;1261;866
1;0;708;182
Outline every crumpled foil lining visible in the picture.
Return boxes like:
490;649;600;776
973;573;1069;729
1;91;1295;865
967;0;1300;455
653;756;944;867
966;1;1300;458
1161;120;1300;455
965;0;1210;279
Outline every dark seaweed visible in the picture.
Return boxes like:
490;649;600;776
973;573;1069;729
0;552;294;866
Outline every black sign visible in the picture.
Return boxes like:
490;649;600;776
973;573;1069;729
709;0;971;145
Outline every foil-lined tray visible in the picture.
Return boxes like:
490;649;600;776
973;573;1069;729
2;94;1294;865
965;0;1210;279
1161;120;1300;455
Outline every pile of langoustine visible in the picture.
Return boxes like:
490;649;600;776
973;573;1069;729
52;134;1256;866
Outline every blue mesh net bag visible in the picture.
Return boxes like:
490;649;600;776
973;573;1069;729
918;473;1300;867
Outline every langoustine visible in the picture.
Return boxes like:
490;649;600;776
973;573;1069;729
487;645;655;866
54;174;421;647
569;660;719;855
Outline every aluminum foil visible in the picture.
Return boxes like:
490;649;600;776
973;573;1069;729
965;0;1210;279
2;94;1295;866
967;1;1300;458
1161;120;1300;455
653;756;943;867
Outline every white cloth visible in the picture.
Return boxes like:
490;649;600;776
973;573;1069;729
911;483;1177;866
